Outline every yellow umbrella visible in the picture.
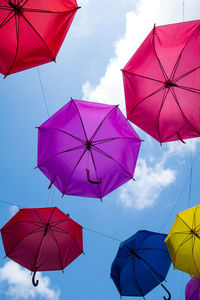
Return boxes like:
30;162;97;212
165;205;200;277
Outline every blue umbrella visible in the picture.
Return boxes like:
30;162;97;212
111;230;171;299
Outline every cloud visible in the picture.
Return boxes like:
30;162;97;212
9;205;19;217
0;261;60;300
119;158;176;210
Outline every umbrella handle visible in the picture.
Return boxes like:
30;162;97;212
160;283;171;300
86;169;102;185
32;270;39;287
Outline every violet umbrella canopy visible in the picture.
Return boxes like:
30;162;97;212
37;99;141;199
122;19;200;143
185;277;200;300
0;207;83;286
0;0;79;76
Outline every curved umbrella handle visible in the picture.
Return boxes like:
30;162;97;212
160;283;171;300
86;169;102;185
32;270;39;287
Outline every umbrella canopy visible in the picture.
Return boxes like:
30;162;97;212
1;207;83;286
165;205;200;277
0;0;79;76
37;98;141;199
122;19;200;143
111;230;171;299
185;277;200;300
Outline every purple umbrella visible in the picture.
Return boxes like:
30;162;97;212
185;277;200;300
37;99;141;199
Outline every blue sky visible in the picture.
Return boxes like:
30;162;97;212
0;0;200;299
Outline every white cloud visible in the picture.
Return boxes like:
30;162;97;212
9;205;19;217
166;138;200;158
0;261;60;300
119;158;176;210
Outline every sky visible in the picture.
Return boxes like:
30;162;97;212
0;0;200;299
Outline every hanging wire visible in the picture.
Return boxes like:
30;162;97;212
0;200;22;209
36;67;50;117
83;227;121;242
182;0;185;21
188;140;193;208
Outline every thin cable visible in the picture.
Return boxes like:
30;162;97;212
182;0;184;21
36;67;50;117
45;188;52;207
0;200;22;208
83;227;121;242
158;173;191;232
188;140;193;208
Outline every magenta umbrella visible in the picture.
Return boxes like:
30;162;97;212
122;19;200;143
185;277;200;300
37;99;141;200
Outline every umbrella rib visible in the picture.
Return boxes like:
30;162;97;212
129;85;166;117
170;24;200;81
4;13;20;76
153;26;168;80
5;227;44;257
174;65;200;83
122;69;165;84
62;148;87;195
72;99;88;141
191;234;200;276
157;88;170;142
20;13;55;61
138;247;169;255
90;105;119;141
131;256;145;297
92;137;141;146
21;7;78;14
176;85;200;94
37;144;85;168
173;234;193;266
170;87;200;136
177;214;192;231
33;209;46;225
1;220;43;231
89;149;102;199
92;145;133;178
47;228;64;270
41;127;85;144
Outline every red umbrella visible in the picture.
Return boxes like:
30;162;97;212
122;19;200;143
0;207;83;286
0;0;79;76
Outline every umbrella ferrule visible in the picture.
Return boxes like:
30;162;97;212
191;229;200;239
86;141;92;150
164;80;177;88
44;223;50;236
8;1;22;14
130;248;140;259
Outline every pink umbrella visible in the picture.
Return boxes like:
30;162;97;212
37;99;141;199
185;277;200;300
122;19;200;143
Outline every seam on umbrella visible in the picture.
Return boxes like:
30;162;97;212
124;73;166;118
174;65;200;83
71;99;88;141
173;233;192;267
89;149;102;199
49;226;83;254
90;105;119;142
1;220;43;231
40;127;86;144
176;84;200;94
47;228;65;270
92;137;141;146
132;255;145;297
123;69;165;84
20;13;55;61
170;87;200;136
38;144;85;168
157;88;170;143
191;234;200;276
152;26;168;81
138;248;169;255
92;142;136;178
4;227;44;258
4;13;20;76
21;7;79;15
32;228;49;271
170;24;200;81
33;209;46;225
62;148;87;195
177;214;192;231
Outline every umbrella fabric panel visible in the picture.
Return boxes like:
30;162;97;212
0;0;79;75
185;277;200;300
